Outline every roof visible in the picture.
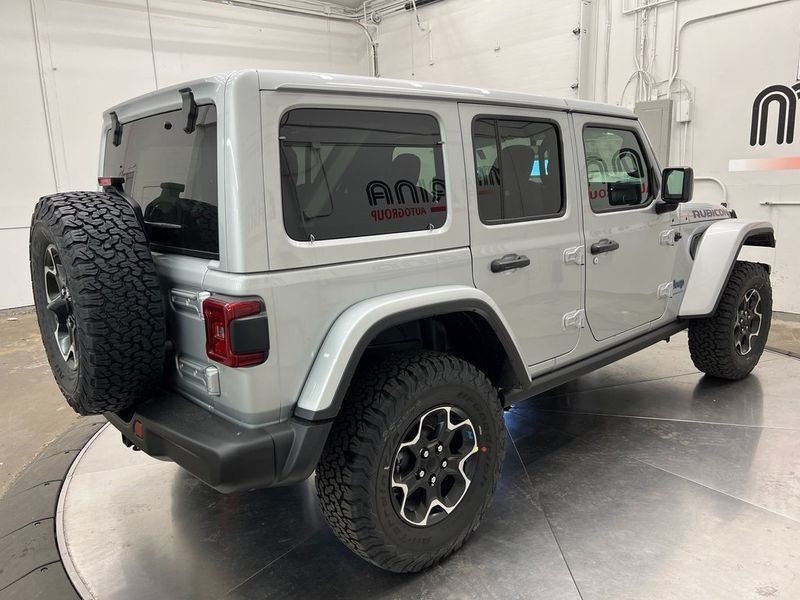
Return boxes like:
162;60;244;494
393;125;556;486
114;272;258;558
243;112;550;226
256;69;636;119
103;69;636;124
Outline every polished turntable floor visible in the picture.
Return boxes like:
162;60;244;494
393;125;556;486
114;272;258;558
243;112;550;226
58;333;800;600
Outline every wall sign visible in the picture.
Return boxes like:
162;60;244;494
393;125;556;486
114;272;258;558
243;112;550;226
750;83;800;146
730;83;800;171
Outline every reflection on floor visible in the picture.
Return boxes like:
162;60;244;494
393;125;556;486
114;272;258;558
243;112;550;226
60;333;800;600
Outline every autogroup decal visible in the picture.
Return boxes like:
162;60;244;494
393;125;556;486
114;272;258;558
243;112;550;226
367;177;446;221
730;83;800;172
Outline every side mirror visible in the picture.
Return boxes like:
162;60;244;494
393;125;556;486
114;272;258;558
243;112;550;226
662;167;694;203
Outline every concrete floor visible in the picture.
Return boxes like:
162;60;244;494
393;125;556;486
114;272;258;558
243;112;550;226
768;312;800;357
57;333;800;599
0;308;80;497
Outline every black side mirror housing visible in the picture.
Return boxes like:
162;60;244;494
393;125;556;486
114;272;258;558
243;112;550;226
662;167;694;203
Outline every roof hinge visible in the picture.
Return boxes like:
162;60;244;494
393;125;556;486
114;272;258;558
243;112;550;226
110;111;123;147
179;87;198;134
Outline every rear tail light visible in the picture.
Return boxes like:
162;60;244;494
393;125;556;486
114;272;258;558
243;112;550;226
202;297;269;367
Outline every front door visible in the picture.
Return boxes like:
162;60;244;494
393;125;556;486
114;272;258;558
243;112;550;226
459;104;584;367
573;115;678;341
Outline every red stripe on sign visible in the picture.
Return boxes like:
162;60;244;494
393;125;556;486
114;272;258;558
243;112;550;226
430;205;447;213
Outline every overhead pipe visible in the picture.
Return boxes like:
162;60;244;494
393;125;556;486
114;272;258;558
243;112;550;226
695;176;728;207
201;0;379;76
29;0;61;191
602;0;612;102
667;0;796;96
622;0;686;15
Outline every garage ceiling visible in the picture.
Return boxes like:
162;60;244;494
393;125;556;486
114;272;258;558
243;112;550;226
325;0;365;7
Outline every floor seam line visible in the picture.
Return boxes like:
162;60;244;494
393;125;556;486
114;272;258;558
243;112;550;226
0;560;61;593
632;457;800;525
221;528;322;597
508;435;584;600
534;409;800;431
0;516;54;542
0;479;63;501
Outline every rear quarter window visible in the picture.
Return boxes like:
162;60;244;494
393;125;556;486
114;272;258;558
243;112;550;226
103;105;218;258
279;109;447;241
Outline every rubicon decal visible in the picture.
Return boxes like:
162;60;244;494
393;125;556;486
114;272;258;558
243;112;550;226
680;206;731;224
691;208;729;219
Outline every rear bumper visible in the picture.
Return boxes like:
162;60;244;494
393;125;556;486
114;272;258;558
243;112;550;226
105;392;332;493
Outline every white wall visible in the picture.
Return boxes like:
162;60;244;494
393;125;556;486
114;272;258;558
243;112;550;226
5;0;800;313
374;0;800;313
597;0;800;313
0;0;369;309
375;0;583;96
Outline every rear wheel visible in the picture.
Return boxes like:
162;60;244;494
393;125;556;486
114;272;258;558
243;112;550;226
688;261;772;380
315;351;505;573
29;191;166;415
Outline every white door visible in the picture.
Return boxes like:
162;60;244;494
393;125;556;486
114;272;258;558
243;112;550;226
573;115;678;341
459;104;584;367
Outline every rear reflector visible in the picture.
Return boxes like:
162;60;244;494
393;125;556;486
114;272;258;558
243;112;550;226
133;420;144;439
98;176;125;188
202;297;268;368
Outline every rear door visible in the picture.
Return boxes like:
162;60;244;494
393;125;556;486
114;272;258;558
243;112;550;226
102;103;223;410
459;104;584;368
573;115;678;341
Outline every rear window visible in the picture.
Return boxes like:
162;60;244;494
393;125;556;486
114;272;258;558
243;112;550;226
103;105;218;258
279;108;447;241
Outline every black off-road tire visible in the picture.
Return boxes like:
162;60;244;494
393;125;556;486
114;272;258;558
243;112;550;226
315;351;505;573
29;191;166;415
688;261;772;380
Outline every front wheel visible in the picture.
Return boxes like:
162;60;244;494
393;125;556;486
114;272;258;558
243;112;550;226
688;261;772;380
315;351;505;573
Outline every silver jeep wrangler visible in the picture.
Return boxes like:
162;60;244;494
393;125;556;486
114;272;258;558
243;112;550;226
29;70;776;573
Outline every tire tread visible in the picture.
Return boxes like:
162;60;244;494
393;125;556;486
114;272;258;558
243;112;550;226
315;351;504;573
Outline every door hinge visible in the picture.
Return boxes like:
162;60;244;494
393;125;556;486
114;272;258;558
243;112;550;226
563;246;585;265
562;309;585;330
657;281;675;299
170;289;210;317
659;229;682;246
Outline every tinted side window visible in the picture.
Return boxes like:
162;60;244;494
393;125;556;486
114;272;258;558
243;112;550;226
472;118;564;224
279;109;447;241
103;106;218;257
583;126;652;212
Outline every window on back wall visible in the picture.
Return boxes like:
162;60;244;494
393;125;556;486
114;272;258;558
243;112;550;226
472;117;564;225
279;108;447;242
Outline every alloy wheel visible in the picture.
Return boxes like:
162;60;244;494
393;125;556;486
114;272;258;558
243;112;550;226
43;244;77;369
734;288;762;356
391;405;479;527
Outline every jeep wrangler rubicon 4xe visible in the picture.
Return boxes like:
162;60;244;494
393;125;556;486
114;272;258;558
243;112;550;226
29;70;775;573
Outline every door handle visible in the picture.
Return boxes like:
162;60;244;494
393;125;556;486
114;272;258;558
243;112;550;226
491;253;531;273
590;239;620;255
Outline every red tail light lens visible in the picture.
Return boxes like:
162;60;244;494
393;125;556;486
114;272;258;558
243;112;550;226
202;297;267;367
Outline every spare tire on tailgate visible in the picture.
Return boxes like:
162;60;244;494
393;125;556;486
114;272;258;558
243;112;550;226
29;191;166;415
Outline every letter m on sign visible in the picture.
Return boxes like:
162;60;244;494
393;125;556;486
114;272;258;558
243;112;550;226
750;83;800;146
